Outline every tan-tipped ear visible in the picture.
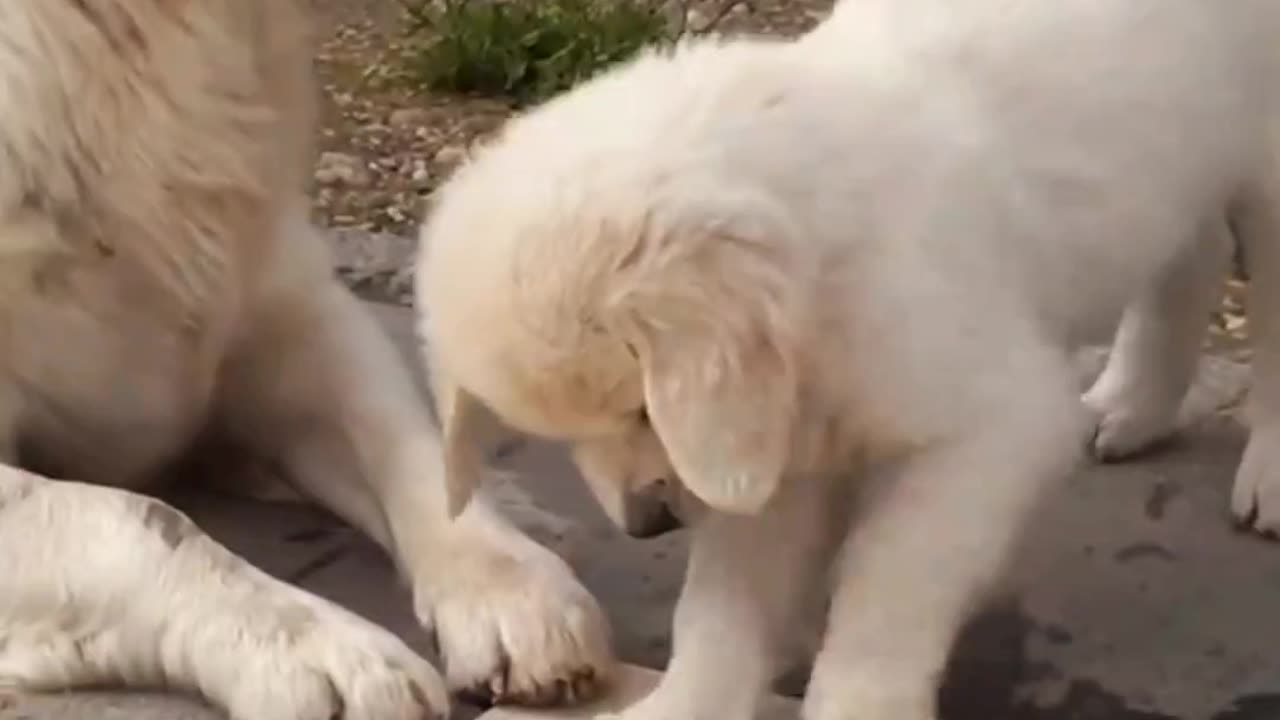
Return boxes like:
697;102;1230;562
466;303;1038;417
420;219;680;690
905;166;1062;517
432;369;497;519
641;326;796;515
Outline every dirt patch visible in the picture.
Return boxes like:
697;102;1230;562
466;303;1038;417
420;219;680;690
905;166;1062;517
306;0;834;237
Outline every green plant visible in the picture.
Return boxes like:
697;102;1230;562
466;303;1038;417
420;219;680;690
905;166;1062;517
398;0;744;105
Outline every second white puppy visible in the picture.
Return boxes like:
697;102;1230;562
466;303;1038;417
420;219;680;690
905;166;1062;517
418;1;1280;719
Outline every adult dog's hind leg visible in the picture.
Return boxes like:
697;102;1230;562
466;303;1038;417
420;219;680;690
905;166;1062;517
218;217;613;707
0;465;447;720
1083;221;1229;460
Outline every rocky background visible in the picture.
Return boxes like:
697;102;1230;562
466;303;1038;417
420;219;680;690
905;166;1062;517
312;0;1251;358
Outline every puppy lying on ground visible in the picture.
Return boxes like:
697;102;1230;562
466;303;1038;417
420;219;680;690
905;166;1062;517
0;2;614;718
417;1;1280;718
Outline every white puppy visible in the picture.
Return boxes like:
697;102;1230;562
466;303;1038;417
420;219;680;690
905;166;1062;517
0;2;614;718
418;1;1280;719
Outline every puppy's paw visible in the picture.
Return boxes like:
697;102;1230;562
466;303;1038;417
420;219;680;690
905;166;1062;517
1232;427;1280;537
221;601;450;720
803;664;937;720
415;540;614;707
1081;385;1177;461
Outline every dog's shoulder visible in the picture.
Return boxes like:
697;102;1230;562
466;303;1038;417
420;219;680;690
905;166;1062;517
0;0;313;305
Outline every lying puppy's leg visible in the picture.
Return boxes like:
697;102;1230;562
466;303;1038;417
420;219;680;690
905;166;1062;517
1083;221;1230;459
1231;154;1280;534
804;378;1086;720
0;465;447;720
596;474;843;720
219;225;612;706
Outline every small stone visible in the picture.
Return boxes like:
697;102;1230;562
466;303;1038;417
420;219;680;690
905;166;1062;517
410;162;432;188
433;144;468;166
389;107;432;129
314;151;372;188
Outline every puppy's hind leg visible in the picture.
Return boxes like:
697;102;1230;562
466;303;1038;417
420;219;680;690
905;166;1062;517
1230;140;1280;535
1083;220;1229;460
0;466;447;720
218;215;613;707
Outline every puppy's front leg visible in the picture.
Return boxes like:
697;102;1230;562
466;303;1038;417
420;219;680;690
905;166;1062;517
804;397;1085;720
599;474;842;720
0;465;447;720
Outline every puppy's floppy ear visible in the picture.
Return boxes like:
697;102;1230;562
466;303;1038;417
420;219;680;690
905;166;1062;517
611;207;807;515
439;384;489;518
640;316;797;515
429;362;503;519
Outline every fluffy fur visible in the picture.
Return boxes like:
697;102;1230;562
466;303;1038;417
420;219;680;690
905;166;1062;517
417;1;1280;718
0;2;614;718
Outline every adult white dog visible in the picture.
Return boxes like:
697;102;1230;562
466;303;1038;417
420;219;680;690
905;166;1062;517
418;1;1280;719
0;2;614;718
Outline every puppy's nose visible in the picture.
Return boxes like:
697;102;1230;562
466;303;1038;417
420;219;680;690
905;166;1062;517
626;500;682;539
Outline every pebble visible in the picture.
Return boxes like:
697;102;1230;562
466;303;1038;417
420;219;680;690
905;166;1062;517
410;161;432;188
433;144;468;166
314;151;373;188
389;107;432;129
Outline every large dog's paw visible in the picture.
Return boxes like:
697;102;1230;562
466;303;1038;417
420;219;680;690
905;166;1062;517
216;598;450;720
415;540;614;707
1231;427;1280;536
1081;383;1178;461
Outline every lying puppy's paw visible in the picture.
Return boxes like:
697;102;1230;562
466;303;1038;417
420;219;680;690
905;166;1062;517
1232;427;1280;537
220;600;450;720
415;542;614;707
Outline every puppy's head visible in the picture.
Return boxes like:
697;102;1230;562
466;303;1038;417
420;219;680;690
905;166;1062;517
417;39;814;522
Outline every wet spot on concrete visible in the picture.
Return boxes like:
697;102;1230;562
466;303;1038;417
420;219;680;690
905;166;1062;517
1145;481;1181;521
939;598;1181;719
1211;694;1280;720
1114;543;1178;564
1042;624;1073;646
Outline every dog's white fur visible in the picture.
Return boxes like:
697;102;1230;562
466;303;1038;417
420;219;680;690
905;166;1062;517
0;2;615;717
418;1;1280;718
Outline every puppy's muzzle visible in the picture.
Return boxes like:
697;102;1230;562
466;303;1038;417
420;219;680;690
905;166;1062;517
624;480;683;539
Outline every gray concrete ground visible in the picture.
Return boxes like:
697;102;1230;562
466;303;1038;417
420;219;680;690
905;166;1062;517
4;302;1280;720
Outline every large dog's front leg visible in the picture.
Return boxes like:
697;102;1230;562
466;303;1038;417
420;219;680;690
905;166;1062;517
803;394;1086;720
220;228;612;707
0;465;447;720
597;474;842;720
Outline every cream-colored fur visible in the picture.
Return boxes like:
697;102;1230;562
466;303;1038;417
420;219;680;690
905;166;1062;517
0;2;613;718
417;1;1280;719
